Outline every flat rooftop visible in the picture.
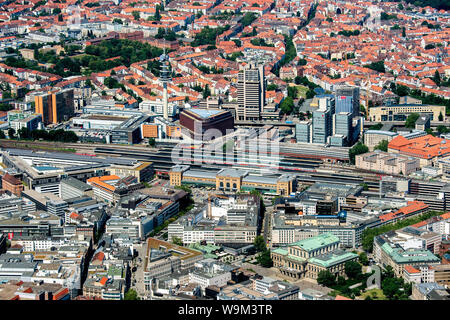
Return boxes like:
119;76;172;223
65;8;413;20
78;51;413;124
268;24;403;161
83;115;129;121
187;108;224;119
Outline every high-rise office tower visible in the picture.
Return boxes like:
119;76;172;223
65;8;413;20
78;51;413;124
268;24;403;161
312;97;333;144
35;88;75;125
334;112;353;146
237;63;266;121
335;86;359;118
296;121;311;143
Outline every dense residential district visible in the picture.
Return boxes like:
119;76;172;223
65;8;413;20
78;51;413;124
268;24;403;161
0;0;448;302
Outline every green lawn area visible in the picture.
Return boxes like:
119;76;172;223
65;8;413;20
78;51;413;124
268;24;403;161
295;85;309;98
359;288;386;300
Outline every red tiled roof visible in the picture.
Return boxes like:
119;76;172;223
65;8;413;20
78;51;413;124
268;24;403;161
404;265;420;274
99;277;108;286
388;134;450;159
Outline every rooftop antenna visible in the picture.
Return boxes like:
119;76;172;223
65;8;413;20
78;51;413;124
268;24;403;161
159;29;171;120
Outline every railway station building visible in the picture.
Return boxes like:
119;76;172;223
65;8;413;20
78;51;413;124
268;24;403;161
169;165;296;196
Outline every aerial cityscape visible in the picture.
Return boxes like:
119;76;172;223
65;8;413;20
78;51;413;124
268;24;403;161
0;0;448;304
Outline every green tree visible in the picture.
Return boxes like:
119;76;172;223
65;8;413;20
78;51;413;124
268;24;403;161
124;288;140;300
256;249;273;268
253;235;266;252
8;128;15;139
17;127;31;139
364;61;385;73
132;11;140;20
154;5;161;21
405;112;420;128
148;137;156;147
287;86;298;99
345;261;362;279
374;139;389;152
191;26;229;47
172;236;183;246
0;103;14;112
203;84;211;99
337;275;346;286
317;270;336;287
380;12;397;20
433;70;441;86
174;185;193;200
349;142;369;164
382;277;404;300
437;125;448;134
298;58;307;66
396;85;410;97
280;97;294;114
241;12;257;27
358;252;369;266
0;131;5;139
438;112;444;122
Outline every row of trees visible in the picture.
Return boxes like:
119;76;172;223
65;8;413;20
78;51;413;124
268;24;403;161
149;184;194;238
396;0;449;10
272;35;297;76
14;128;79;142
338;30;360;37
361;211;444;252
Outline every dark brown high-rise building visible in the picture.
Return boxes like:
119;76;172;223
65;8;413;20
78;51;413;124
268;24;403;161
180;108;234;137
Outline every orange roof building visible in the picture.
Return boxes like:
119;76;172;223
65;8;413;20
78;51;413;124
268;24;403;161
86;175;120;204
388;134;450;163
379;201;429;224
